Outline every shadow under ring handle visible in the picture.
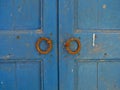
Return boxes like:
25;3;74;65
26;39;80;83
64;38;81;55
36;37;52;54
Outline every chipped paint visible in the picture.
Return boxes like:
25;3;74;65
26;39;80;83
102;4;107;9
100;60;105;62
72;69;74;72
1;82;3;85
1;54;13;60
10;13;13;17
36;29;43;34
18;6;22;12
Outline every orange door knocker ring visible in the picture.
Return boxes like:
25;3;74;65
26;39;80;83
36;37;52;54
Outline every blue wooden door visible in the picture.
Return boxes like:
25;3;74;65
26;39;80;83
59;0;120;90
0;0;58;90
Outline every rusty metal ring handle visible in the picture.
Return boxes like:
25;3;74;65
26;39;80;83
36;37;52;54
65;38;81;55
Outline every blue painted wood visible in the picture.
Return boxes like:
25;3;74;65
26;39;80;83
74;0;120;30
0;31;55;60
0;0;41;30
16;62;41;90
0;63;16;90
59;0;120;90
14;0;41;29
77;62;97;90
0;0;58;90
0;62;42;90
98;62;120;90
77;0;98;29
0;0;13;30
1;0;120;90
99;0;120;29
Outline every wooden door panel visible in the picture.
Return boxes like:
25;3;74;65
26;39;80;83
0;0;13;29
0;0;58;90
0;62;43;90
99;0;120;29
0;63;16;90
59;0;120;90
76;0;98;29
98;62;120;90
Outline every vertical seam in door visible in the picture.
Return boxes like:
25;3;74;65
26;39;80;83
74;60;78;90
97;0;100;29
97;0;99;89
15;62;18;90
57;0;59;90
74;0;78;32
41;0;44;30
13;0;15;30
41;0;45;89
97;62;98;90
40;61;44;90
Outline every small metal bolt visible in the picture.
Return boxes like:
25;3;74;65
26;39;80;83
16;36;20;39
104;53;107;56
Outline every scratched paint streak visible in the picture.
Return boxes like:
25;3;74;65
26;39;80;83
93;33;96;47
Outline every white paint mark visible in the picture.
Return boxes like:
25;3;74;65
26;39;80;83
10;13;13;17
93;33;96;47
72;69;74;72
11;48;13;50
2;54;11;60
103;4;107;9
1;81;3;84
100;60;105;62
36;29;43;34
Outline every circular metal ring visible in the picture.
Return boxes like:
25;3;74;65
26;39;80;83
65;38;81;55
36;37;52;54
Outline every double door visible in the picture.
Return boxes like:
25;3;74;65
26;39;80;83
0;0;120;90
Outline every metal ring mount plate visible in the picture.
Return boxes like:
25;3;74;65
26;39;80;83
36;37;52;54
65;38;81;55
